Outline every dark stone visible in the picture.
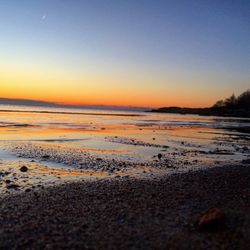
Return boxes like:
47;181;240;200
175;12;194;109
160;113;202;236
157;153;162;160
196;208;225;231
20;166;28;172
242;159;250;164
6;184;20;189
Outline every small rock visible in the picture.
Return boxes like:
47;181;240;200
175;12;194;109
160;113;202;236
20;166;29;172
196;208;225;231
42;155;50;159
6;184;20;189
242;159;250;164
157;153;162;160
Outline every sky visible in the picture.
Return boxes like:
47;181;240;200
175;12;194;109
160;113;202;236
0;0;249;108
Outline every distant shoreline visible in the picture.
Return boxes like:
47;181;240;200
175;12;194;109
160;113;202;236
150;107;250;118
0;98;148;112
0;109;141;117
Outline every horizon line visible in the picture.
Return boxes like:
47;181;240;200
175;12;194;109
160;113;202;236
0;97;151;111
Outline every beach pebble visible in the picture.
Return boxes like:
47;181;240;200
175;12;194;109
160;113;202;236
6;184;20;189
196;208;225;231
157;153;162;160
20;166;29;172
242;159;250;164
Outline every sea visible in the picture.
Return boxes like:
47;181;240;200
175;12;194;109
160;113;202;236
0;104;250;162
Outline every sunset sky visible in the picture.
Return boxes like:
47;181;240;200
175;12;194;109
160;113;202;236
0;0;249;108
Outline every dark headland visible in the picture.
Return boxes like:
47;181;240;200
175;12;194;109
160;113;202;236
151;90;250;118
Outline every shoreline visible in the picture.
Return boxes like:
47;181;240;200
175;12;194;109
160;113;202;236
149;109;250;119
0;165;249;249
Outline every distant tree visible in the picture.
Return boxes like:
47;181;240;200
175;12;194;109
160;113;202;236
224;94;237;108
213;100;225;108
237;90;250;108
212;90;250;110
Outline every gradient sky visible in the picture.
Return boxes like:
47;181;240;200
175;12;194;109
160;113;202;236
0;0;249;107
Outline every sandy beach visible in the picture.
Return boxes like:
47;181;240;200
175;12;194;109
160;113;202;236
0;165;249;249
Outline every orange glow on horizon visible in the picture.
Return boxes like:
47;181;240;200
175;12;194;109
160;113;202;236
0;91;215;108
0;64;225;109
0;82;216;108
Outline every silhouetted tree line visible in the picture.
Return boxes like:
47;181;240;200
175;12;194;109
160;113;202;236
151;90;250;117
213;90;250;109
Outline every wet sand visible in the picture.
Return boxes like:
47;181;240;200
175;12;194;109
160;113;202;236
0;165;249;249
